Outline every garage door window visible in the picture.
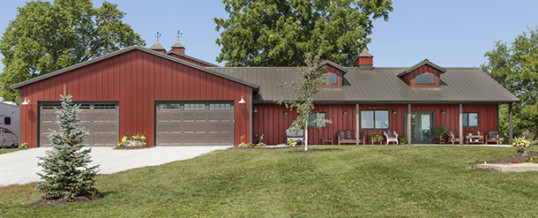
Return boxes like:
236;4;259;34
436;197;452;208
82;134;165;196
185;104;205;110
94;104;116;109
159;104;181;109
210;104;231;110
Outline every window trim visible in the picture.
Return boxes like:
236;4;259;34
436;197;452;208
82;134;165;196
360;110;390;130
307;112;327;128
462;112;479;127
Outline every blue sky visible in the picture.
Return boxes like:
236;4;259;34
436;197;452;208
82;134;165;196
0;0;537;69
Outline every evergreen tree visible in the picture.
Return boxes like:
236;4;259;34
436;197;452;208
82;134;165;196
36;94;99;199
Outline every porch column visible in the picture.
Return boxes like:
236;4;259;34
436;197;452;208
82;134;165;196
356;104;360;145
459;104;463;145
407;104;411;145
509;103;513;145
249;89;253;143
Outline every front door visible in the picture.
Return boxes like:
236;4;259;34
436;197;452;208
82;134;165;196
404;111;433;144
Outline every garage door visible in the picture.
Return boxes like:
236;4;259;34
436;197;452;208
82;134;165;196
39;103;119;147
156;102;234;146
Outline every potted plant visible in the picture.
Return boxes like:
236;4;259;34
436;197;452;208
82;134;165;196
370;133;383;145
398;136;407;145
433;126;448;144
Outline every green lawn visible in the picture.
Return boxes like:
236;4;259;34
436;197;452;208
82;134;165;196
1;146;537;217
0;148;20;155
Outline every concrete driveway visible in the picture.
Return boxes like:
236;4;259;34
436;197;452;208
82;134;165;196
0;146;230;187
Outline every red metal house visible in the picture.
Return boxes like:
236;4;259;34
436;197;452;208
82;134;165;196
11;42;519;147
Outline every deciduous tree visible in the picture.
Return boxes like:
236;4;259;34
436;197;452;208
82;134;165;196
0;0;145;103
482;27;538;140
215;0;393;67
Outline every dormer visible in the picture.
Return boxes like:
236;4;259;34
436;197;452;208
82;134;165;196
397;59;446;87
319;60;347;87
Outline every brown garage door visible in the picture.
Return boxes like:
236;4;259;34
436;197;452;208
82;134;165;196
156;102;234;146
39;103;119;147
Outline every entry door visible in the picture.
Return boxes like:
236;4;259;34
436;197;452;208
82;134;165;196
405;111;433;144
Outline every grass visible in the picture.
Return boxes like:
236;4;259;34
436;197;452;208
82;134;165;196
0;148;20;155
1;146;537;217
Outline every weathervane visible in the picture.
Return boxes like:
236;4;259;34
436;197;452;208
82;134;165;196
155;32;162;42
176;30;183;41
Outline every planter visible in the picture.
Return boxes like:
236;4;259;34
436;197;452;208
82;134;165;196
371;139;382;145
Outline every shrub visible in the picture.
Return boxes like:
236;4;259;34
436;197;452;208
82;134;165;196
247;143;256;148
288;140;297;147
398;136;407;144
118;134;147;147
238;142;248;147
513;137;531;153
257;142;266;147
19;143;28;149
433;126;448;140
370;133;383;142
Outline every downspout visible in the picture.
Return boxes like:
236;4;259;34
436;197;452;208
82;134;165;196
509;103;513;145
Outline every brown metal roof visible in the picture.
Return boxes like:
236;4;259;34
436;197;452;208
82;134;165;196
210;66;519;104
166;50;219;67
10;46;258;89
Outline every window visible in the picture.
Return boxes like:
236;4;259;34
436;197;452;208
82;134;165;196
210;104;231;110
415;74;435;85
159;104;181;109
94;104;116;109
307;112;326;128
323;74;338;85
4;117;10;125
361;110;389;129
185;104;205;110
463;112;478;127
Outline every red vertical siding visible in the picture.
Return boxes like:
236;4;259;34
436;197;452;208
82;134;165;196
253;104;497;145
19;49;251;147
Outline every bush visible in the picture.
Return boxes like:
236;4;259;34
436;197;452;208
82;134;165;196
118;134;147;147
19;143;28;149
398;136;407;144
370;133;383;142
513;137;531;153
288;140;297;147
256;142;266;147
433;126;448;141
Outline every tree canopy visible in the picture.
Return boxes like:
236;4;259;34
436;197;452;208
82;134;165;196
482;27;538;140
0;0;145;103
214;0;393;67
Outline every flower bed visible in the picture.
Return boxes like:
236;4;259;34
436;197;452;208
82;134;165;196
116;134;148;149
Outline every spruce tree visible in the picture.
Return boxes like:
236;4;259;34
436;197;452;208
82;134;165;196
36;94;99;199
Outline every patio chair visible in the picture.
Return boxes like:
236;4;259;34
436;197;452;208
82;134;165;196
448;130;459;145
486;130;500;144
383;130;398;145
286;127;304;145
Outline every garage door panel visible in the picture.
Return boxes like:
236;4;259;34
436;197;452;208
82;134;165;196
156;102;234;146
39;103;118;147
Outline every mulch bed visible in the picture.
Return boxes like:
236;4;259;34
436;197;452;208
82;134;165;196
27;195;103;206
114;146;152;150
487;151;538;164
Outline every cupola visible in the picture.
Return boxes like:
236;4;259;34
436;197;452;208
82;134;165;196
356;48;373;70
149;41;166;54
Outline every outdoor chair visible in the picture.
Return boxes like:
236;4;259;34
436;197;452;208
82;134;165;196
286;127;304;145
337;130;365;145
486;130;500;144
448;130;459;145
383;130;398;145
